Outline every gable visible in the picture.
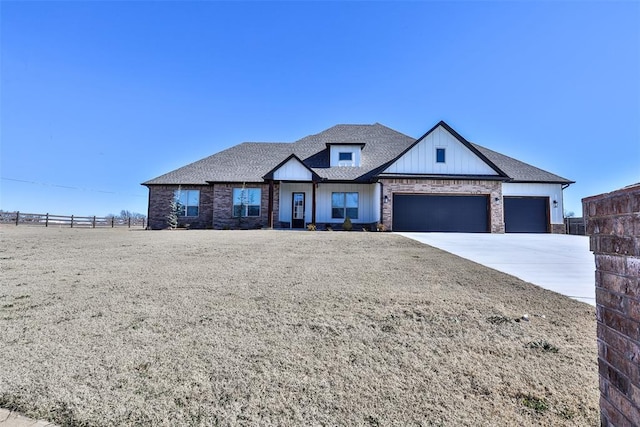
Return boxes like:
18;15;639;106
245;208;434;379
272;156;313;181
383;125;499;176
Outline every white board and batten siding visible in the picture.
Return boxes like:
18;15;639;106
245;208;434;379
502;183;564;224
329;145;362;167
272;158;313;181
384;125;498;176
316;183;379;223
279;183;380;224
279;183;314;223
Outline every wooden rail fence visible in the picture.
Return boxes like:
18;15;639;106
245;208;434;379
564;217;586;235
0;211;146;228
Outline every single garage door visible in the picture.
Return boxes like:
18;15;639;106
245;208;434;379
504;196;549;233
392;194;489;232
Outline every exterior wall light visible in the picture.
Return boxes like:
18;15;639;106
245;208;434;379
384;195;389;204
494;197;500;203
553;200;558;208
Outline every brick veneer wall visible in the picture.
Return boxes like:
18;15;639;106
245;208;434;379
212;183;277;230
146;183;278;230
146;185;214;230
379;179;505;233
584;184;640;427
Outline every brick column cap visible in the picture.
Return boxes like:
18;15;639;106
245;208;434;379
583;183;640;204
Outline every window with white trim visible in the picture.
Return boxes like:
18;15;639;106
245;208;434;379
174;189;200;217
331;192;358;219
233;188;261;217
338;151;354;166
338;152;353;161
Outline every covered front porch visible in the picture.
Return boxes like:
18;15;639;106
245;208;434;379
273;182;382;229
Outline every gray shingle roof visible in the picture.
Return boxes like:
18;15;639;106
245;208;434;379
143;122;573;185
143;143;293;184
472;143;573;184
143;123;415;184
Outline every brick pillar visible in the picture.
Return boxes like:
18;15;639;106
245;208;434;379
583;183;640;427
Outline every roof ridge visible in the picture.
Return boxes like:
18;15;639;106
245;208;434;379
239;141;293;145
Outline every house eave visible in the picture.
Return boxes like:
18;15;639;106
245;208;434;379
376;173;510;182
325;142;366;148
272;179;316;184
204;180;268;185
142;181;211;186
508;179;575;185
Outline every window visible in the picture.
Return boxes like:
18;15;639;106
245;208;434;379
338;151;354;166
233;188;261;217
331;192;358;219
174;190;200;217
338;152;353;161
436;148;446;163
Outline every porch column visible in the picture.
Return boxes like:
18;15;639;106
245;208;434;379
267;180;274;228
312;181;317;225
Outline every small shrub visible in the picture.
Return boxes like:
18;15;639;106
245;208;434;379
167;186;182;230
326;225;333;231
376;222;386;232
0;392;23;411
487;315;512;324
167;207;178;230
527;340;559;353
307;223;316;231
520;394;548;413
342;217;353;231
558;406;576;420
365;415;380;426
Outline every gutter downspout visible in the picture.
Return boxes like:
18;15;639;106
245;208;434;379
267;180;274;229
378;181;384;227
145;186;151;230
312;181;317;226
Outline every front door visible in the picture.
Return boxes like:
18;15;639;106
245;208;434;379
292;192;305;228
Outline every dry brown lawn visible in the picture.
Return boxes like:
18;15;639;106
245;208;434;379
0;226;598;426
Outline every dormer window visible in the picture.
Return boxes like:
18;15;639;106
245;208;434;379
328;143;364;167
338;152;354;166
339;152;353;162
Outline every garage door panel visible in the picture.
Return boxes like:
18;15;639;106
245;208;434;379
504;197;548;233
393;194;488;232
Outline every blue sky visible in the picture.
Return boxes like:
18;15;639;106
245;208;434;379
2;1;638;217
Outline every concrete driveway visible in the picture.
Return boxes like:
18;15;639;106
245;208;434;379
398;232;595;305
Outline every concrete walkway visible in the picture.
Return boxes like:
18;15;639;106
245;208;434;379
398;233;595;305
0;409;57;427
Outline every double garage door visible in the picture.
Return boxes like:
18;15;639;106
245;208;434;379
392;194;489;232
392;194;549;233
